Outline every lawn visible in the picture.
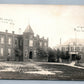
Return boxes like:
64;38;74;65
39;63;84;80
0;61;84;80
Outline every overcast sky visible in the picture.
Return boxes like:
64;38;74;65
0;5;84;48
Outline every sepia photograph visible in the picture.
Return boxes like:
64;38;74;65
0;4;84;80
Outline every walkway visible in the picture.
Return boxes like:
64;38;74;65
37;61;84;69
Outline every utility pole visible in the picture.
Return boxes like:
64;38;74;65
74;28;77;53
60;38;62;51
60;38;61;45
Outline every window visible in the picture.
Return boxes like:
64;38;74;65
8;38;11;45
1;37;4;44
20;40;22;46
76;47;79;51
66;47;68;51
34;50;36;54
30;35;33;38
44;42;47;46
79;47;81;51
1;48;3;56
74;47;76;51
25;39;28;45
15;39;17;44
82;47;84;51
25;50;28;57
62;47;65;51
29;40;33;47
8;49;11;56
71;47;74;51
40;42;42;46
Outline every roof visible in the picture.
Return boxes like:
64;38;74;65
62;38;84;46
55;38;84;49
24;25;34;33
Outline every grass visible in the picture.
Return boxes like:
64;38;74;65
0;62;84;80
39;63;84;80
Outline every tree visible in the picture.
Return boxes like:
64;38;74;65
65;51;70;62
14;47;22;61
14;36;23;61
60;50;66;62
60;50;70;63
76;54;81;63
48;48;56;62
36;47;48;61
56;49;61;62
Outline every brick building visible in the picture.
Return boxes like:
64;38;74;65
0;24;48;61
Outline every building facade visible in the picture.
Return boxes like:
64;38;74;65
0;25;48;61
56;39;84;62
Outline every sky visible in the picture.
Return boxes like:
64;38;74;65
0;4;84;48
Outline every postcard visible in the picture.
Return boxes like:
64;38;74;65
0;4;84;80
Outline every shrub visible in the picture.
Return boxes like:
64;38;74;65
48;48;56;62
14;47;22;61
36;47;48;59
76;54;81;63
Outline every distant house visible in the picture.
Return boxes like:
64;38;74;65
0;24;48;61
56;38;84;62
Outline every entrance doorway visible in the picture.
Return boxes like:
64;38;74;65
29;51;33;59
72;54;76;61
